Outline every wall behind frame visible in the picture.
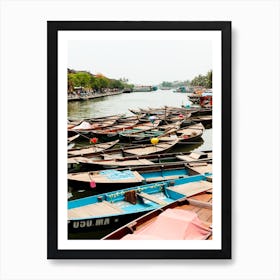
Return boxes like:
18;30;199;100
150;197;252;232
0;0;279;279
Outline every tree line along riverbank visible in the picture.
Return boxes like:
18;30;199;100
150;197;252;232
68;68;134;95
67;68;212;99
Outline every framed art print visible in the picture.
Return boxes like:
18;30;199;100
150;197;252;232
47;21;231;259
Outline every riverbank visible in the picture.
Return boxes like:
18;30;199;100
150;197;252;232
68;91;124;101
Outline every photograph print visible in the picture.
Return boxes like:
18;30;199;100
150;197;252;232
48;21;231;259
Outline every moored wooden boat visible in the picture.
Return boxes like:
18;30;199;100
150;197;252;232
68;150;213;169
68;119;117;134
174;122;205;143
89;120;141;141
117;119;162;139
68;160;212;188
119;121;181;143
67;134;80;143
84;114;124;122
123;137;179;156
68;114;124;137
68;140;119;156
102;192;212;240
190;115;212;127
129;106;197;116
68;174;212;235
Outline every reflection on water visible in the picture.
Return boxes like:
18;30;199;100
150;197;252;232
68;90;190;119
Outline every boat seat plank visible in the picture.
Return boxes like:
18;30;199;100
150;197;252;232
145;175;188;183
125;147;159;155
190;193;212;202
68;147;101;156
68;201;123;219
167;181;212;197
100;159;156;166
189;164;212;174
68;157;81;164
124;140;178;156
188;162;208;167
137;193;167;205
176;152;212;162
187;198;212;209
102;154;124;160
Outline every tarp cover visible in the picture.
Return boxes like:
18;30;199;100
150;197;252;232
73;121;92;130
121;209;211;240
99;169;135;180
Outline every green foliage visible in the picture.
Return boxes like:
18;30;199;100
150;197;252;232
160;80;191;88
190;70;212;88
67;70;134;92
161;81;173;87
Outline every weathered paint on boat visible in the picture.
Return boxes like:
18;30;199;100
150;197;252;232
68;174;212;234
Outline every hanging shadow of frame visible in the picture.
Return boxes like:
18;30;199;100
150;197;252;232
47;21;231;259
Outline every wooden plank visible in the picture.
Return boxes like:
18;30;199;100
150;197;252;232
167;181;212;197
68;140;119;156
68;171;144;183
68;157;80;164
137;193;167;205
188;162;208;167
145;174;188;183
187;198;212;209
102;153;124;160
190;193;212;202
68;201;123;219
102;201;125;212
97;159;155;167
176;152;212;162
189;164;212;174
125;140;178;155
176;155;197;162
68;134;80;143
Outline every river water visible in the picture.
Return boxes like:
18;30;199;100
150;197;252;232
68;89;212;152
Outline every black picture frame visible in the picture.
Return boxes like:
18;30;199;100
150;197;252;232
47;21;231;259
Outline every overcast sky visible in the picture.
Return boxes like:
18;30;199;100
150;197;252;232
68;40;212;85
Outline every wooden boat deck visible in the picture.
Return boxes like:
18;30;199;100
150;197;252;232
68;134;80;143
68;157;82;164
176;151;212;162
125;139;178;156
68;171;144;183
188;162;212;174
191;115;212;122
183;193;213;225
68;201;123;219
167;181;212;197
145;174;188;183
94;121;139;134
102;192;212;240
79;158;155;166
68;140;119;156
137;192;168;205
177;123;204;134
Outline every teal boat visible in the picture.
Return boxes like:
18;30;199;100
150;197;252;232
68;174;212;236
68;160;212;189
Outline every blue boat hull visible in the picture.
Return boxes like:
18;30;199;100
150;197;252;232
68;211;150;236
68;175;210;237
